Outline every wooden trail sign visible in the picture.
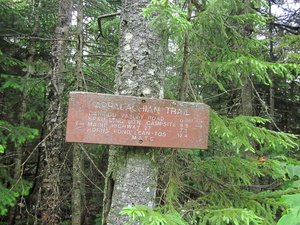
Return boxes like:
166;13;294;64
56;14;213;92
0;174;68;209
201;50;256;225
66;92;210;149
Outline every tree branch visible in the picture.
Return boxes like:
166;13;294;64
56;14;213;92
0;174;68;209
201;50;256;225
97;11;120;39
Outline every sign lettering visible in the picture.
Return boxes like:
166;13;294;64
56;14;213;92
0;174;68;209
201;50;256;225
66;92;210;149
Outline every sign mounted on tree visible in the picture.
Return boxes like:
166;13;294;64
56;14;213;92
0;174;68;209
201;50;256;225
66;92;210;149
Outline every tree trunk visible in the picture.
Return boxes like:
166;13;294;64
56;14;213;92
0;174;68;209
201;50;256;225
102;0;166;224
268;0;275;129
241;75;253;117
39;0;73;224
74;0;84;92
240;1;255;155
240;1;254;117
72;144;85;225
72;0;85;224
241;73;256;156
179;0;192;101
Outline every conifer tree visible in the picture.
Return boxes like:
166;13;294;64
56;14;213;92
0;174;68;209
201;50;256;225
0;0;299;224
72;0;86;224
39;0;73;223
102;0;166;224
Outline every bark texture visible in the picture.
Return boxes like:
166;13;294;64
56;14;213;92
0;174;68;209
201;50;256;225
179;0;192;101
103;147;158;225
268;0;275;129
241;75;253;117
240;1;254;118
114;0;165;98
72;144;85;225
103;0;166;224
72;0;85;224
39;0;73;224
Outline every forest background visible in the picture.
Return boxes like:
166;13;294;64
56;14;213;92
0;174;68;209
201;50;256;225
0;0;300;224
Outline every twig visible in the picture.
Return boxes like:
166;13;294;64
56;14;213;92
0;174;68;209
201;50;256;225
79;144;106;179
21;118;67;167
81;169;104;193
248;76;282;131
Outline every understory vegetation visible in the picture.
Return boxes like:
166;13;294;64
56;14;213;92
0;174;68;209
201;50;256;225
0;0;299;224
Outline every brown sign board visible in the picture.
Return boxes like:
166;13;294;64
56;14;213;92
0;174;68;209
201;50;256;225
65;92;210;149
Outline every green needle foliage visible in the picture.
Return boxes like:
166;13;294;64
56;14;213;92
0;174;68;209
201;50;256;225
0;165;32;216
120;205;188;225
0;0;299;223
209;110;298;153
200;208;264;225
0;121;38;153
143;0;192;40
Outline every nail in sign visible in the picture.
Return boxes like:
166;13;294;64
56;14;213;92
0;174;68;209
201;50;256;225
66;92;210;149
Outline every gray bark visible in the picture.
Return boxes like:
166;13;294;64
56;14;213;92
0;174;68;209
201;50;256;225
40;0;73;223
72;144;85;225
240;1;254;118
239;1;256;154
241;75;253;117
268;0;275;129
179;0;192;101
72;0;85;224
114;0;165;98
103;146;158;225
103;0;166;224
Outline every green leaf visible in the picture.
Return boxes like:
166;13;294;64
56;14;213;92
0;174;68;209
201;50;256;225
280;193;300;207
0;145;4;153
13;192;20;198
286;165;300;179
277;208;300;225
